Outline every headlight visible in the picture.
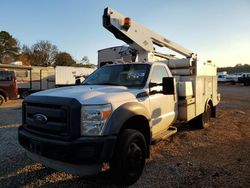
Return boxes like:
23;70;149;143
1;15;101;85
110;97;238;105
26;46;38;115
81;104;112;136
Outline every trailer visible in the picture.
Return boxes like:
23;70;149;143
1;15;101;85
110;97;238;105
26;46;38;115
0;65;55;98
0;65;96;98
55;66;95;87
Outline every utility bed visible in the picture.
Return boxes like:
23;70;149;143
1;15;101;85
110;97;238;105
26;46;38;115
163;59;220;121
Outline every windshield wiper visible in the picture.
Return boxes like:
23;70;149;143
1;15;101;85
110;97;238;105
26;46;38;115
97;83;120;86
81;83;90;85
82;82;121;86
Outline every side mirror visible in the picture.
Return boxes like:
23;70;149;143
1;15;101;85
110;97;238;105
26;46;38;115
75;78;81;85
162;77;175;95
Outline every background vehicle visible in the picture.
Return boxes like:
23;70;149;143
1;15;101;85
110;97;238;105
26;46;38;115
218;75;228;83
18;7;220;185
225;74;241;84
0;64;95;98
0;64;55;98
0;70;18;105
238;73;250;86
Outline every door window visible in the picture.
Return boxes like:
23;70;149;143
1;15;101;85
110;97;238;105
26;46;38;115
150;65;169;83
0;71;13;81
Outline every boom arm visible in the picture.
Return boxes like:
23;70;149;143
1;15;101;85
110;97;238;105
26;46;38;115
103;7;196;60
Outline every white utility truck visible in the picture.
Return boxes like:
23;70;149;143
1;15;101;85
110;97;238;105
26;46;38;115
18;8;220;185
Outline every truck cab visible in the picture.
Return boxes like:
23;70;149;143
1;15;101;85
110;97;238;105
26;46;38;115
0;70;18;105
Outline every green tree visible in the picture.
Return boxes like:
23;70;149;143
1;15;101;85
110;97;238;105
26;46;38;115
0;31;20;63
54;52;76;66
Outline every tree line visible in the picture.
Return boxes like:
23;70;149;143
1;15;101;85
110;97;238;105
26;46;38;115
218;64;250;74
0;31;93;67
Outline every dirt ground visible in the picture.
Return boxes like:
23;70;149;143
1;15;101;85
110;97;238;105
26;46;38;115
0;85;249;187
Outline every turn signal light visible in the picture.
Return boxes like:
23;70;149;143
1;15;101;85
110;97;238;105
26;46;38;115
121;17;131;31
124;17;131;26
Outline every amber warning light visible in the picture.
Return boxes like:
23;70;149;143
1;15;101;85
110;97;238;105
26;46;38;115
121;17;131;31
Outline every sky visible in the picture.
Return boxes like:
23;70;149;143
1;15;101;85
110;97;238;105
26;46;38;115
0;0;250;67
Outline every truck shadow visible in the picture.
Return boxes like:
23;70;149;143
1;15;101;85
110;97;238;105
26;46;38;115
0;160;121;187
175;122;198;132
0;151;55;187
39;171;121;188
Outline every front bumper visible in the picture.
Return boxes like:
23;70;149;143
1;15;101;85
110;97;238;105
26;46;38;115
18;126;117;166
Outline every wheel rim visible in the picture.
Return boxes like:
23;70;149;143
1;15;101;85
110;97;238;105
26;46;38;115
126;141;144;177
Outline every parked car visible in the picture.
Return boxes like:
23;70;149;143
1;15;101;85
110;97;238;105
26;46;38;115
0;70;18;105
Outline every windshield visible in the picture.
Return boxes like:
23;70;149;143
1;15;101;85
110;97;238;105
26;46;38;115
82;64;150;88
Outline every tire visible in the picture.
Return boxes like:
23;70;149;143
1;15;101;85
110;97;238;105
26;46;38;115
20;91;30;99
0;95;5;106
190;103;212;129
110;129;147;186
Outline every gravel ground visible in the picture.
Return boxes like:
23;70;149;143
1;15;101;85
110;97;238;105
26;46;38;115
0;85;250;187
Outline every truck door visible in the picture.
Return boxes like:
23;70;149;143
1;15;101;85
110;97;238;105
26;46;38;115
149;65;176;136
0;71;18;99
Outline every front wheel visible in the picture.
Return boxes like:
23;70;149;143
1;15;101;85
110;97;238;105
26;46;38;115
110;129;147;185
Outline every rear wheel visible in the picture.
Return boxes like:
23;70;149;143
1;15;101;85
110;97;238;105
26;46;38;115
0;95;5;106
111;129;147;185
190;103;212;129
20;90;30;99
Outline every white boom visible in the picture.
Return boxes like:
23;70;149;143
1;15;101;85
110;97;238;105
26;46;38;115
103;7;196;62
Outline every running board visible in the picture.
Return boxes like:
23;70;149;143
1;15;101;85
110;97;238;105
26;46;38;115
151;126;177;145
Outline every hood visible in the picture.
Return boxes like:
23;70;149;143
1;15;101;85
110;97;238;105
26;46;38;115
33;85;141;105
